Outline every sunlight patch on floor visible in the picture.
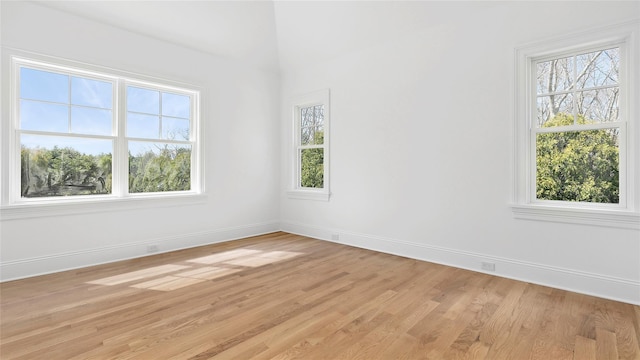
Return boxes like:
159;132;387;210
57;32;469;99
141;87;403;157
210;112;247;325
87;248;304;291
225;251;302;267
187;249;262;264
175;266;242;280
87;264;191;286
131;276;206;291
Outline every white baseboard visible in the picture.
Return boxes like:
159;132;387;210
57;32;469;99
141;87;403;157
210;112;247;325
0;221;280;282
3;220;638;305
280;221;640;306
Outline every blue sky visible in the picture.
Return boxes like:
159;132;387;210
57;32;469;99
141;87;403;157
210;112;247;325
535;48;619;126
20;67;191;155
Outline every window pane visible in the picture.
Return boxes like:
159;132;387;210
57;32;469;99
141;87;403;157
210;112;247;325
20;67;68;103
300;148;324;188
128;113;160;139
314;127;324;145
314;105;324;127
577;88;618;123
301;107;313;127
300;104;325;145
301;105;324;128
128;142;191;193
162;92;190;118
576;48;619;89
536;93;573;127
20;100;68;132
127;86;159;114
71;107;112;135
20;134;112;198
301;127;314;145
162;117;190;140
536;129;619;203
301;127;324;145
71;77;112;109
536;56;574;94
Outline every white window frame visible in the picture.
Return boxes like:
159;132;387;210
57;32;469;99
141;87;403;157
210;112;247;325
287;89;330;201
512;21;640;229
0;50;205;220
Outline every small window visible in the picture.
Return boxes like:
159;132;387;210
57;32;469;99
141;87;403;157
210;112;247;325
5;55;201;208
288;89;330;201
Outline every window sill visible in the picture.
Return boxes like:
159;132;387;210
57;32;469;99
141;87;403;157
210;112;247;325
0;193;207;221
287;190;330;201
511;204;640;230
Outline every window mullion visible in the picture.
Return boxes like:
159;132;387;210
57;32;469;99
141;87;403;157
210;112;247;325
67;76;72;133
535;122;621;133
539;84;619;97
299;144;324;150
158;92;163;139
115;80;128;197
572;54;578;125
125;136;191;145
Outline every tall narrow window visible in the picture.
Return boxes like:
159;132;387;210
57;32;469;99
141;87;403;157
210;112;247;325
299;104;325;189
289;89;330;201
5;55;201;208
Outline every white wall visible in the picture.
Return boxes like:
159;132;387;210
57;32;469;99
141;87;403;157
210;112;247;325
279;2;640;304
0;2;281;279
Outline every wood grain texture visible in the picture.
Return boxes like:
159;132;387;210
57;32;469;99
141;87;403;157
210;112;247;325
1;232;638;359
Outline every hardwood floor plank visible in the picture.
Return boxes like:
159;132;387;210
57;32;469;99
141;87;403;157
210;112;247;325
87;264;191;286
574;335;597;360
596;328;620;360
1;232;638;359
174;266;242;280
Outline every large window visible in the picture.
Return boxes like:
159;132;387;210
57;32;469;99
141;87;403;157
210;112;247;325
288;89;330;201
512;22;639;229
4;55;201;209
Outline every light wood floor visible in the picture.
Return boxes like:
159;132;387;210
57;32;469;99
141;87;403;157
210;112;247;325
1;232;639;359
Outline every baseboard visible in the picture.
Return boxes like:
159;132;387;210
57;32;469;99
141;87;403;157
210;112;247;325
0;221;280;282
280;221;640;306
4;220;638;305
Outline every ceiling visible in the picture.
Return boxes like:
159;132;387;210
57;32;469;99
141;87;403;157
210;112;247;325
34;0;281;70
34;1;496;72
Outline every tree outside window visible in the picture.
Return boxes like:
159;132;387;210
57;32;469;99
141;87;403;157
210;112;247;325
534;48;620;204
289;89;330;201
